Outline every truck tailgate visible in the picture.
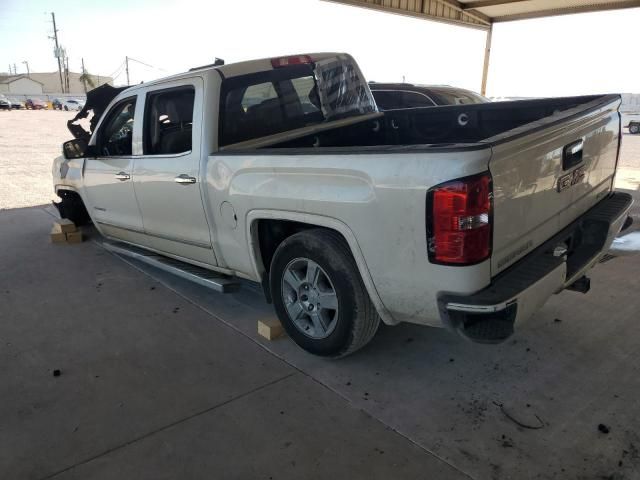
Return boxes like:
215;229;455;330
489;95;621;275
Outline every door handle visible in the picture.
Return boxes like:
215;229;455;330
174;174;197;185
115;171;130;181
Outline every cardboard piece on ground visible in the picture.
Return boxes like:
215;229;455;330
50;227;67;244
53;218;77;234
66;231;83;244
258;318;285;341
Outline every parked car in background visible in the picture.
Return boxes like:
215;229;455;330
52;98;63;110
62;99;85;111
0;94;12;110
369;82;489;110
26;98;47;110
9;98;25;110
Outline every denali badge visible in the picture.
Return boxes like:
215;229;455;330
557;166;586;192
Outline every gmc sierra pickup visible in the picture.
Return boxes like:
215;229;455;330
53;53;632;357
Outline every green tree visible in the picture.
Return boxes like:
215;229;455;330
79;71;96;92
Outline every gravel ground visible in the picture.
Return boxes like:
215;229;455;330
0;110;77;210
0;110;639;210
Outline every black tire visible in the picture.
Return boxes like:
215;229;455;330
629;123;640;134
270;229;380;357
64;105;68;111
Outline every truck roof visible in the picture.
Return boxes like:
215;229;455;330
122;52;349;92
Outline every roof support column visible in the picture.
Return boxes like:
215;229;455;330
480;22;493;96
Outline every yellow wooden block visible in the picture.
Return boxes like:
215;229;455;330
258;318;284;340
50;227;67;244
66;231;83;244
53;218;76;234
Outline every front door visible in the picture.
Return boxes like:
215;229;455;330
83;95;144;240
132;79;216;266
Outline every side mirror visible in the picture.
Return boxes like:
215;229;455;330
62;139;97;159
63;138;87;159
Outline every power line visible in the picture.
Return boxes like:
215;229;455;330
126;56;167;72
107;61;125;79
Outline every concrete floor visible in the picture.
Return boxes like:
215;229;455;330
2;109;640;479
1;196;639;480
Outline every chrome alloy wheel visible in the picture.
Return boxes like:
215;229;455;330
281;258;339;339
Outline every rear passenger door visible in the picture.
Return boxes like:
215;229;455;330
132;78;216;266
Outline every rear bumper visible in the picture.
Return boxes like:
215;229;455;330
438;191;633;343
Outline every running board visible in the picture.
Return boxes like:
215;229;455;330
101;240;241;293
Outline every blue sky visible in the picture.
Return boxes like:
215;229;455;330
1;0;639;97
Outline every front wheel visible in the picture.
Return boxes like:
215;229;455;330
270;229;380;357
629;123;640;134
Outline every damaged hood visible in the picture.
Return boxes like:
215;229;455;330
67;84;128;139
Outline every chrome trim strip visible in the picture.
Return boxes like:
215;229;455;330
97;220;145;234
447;296;518;313
97;221;212;249
446;302;509;313
133;151;192;159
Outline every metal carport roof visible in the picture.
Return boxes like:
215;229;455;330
324;0;640;93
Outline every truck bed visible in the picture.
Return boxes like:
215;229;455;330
255;94;617;150
242;94;622;277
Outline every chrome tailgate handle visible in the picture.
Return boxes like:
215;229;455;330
563;139;584;170
175;174;197;185
115;171;130;181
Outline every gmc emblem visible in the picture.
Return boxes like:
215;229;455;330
557;166;586;192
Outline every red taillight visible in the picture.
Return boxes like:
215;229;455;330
427;173;492;265
271;55;313;68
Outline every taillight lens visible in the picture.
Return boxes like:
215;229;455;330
427;172;492;265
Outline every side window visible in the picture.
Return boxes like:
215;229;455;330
99;97;136;156
144;86;195;155
372;91;404;110
402;92;436;108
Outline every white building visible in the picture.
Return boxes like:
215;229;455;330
0;75;44;95
28;71;113;95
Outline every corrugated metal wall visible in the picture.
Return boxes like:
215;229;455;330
325;0;490;29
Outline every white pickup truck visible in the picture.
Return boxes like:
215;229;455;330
53;53;632;357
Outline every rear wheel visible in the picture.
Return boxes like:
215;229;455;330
270;229;380;357
629;123;640;134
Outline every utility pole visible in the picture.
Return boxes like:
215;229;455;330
13;64;17;76
65;56;70;93
50;12;64;93
8;64;12;75
125;56;130;86
22;61;30;77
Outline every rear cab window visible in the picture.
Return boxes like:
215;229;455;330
219;55;376;147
